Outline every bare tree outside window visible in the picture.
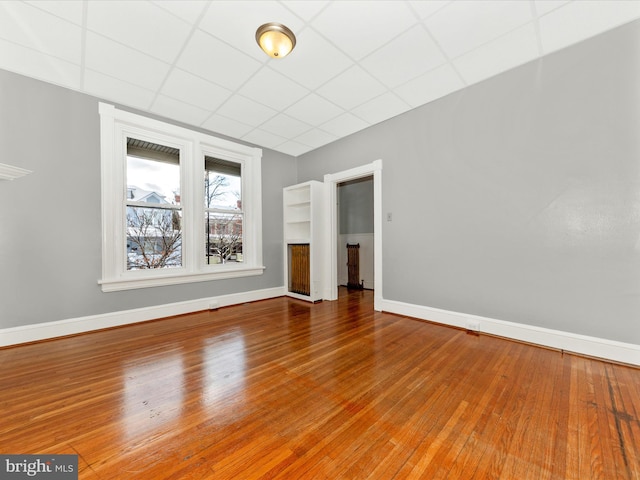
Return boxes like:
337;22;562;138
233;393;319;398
205;159;243;265
127;206;182;269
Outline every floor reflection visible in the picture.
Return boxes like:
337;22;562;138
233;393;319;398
122;353;185;440
201;329;246;417
120;329;249;439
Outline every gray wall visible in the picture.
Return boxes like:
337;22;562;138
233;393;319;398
0;70;296;329
338;177;374;234
297;20;640;345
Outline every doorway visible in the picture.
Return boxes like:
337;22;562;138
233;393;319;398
323;160;382;311
337;176;374;290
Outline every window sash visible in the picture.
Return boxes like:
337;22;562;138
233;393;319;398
127;201;182;210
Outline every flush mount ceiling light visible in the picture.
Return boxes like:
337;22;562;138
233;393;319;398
255;22;296;58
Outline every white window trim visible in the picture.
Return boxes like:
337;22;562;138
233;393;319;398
98;103;264;292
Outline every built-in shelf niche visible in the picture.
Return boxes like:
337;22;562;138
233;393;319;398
283;180;324;302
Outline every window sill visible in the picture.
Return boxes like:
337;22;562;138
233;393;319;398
99;265;266;292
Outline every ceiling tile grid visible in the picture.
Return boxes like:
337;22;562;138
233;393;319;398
1;0;638;156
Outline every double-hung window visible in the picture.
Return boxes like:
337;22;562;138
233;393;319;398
99;103;264;292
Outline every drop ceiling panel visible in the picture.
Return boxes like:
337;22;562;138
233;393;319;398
177;30;263;91
85;32;171;91
395;63;464;108
238;67;310;111
539;0;640;55
25;0;84;26
276;139;312;156
242;128;288;149
425;0;533;59
150;0;210;24
83;69;156;111
260;113;312;138
281;1;329;21
360;24;447;88
285;93;344;126
272;28;352;90
216;94;278;126
312;1;417;60
0;0;637;157
202;114;254;140
453;23;540;85
351;92;412;125
320;112;370;138
151;94;212;126
0;1;82;64
534;1;569;17
317;65;386;111
408;0;451;20
0;37;81;90
294;128;338;149
160;68;232;111
87;1;193;63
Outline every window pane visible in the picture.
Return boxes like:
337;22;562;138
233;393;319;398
127;138;181;206
205;157;241;210
127;206;182;270
204;213;243;264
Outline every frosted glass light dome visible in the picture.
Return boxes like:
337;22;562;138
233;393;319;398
256;23;296;58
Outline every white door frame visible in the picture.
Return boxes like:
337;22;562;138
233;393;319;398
323;159;382;311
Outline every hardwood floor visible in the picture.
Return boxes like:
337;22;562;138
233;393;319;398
1;288;639;479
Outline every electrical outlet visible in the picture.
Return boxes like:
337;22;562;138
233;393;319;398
387;212;392;222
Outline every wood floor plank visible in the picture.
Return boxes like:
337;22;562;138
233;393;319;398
1;288;639;479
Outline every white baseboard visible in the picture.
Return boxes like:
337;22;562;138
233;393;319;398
4;290;637;366
0;286;286;347
380;298;640;366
